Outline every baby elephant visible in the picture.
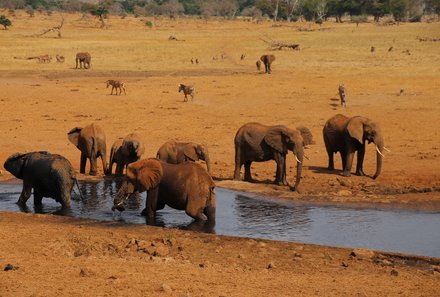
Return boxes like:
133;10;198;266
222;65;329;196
178;84;195;102
156;140;211;174
4;151;76;207
113;158;216;223
107;133;145;176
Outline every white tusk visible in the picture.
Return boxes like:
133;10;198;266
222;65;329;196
376;146;385;158
383;146;391;152
295;155;302;163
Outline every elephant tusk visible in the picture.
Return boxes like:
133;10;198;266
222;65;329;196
376;146;385;158
295;155;302;164
383;146;391;153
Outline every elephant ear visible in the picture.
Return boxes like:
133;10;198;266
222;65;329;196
346;117;366;144
264;126;288;154
127;159;163;191
4;153;27;178
67;127;82;147
184;144;199;161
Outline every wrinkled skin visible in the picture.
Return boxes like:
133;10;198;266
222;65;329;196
156;140;211;174
260;54;276;74
67;123;107;176
323;114;385;179
233;122;314;192
75;52;91;69
3;151;76;207
107;133;145;176
113;159;216;223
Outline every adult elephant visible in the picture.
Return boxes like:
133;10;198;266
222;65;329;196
113;158;216;223
156;140;211;174
323;114;387;179
233;122;314;192
3;151;76;207
67;123;107;176
107;133;145;175
75;52;91;69
260;54;276;74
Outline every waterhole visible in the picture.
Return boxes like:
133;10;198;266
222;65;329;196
0;180;439;258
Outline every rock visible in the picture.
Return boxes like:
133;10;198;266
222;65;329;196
4;264;18;271
337;190;353;196
266;262;275;269
137;240;150;250
390;269;399;276
350;248;375;260
79;268;96;277
238;254;246;259
161;283;173;293
154;243;170;257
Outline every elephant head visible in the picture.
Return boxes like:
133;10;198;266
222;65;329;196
264;126;309;191
121;133;145;159
260;54;276;74
113;159;163;211
346;116;384;179
4;153;27;179
184;143;211;173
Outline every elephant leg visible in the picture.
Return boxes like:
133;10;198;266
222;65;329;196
233;146;242;180
356;144;366;176
203;206;216;222
273;153;287;185
80;153;87;174
115;163;124;176
142;187;159;217
17;182;32;205
244;161;253;182
327;150;335;170
33;190;43;206
100;154;108;176
344;150;355;177
186;199;208;221
267;64;271;74
341;151;347;171
89;156;98;176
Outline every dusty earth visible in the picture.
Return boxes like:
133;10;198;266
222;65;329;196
0;11;439;296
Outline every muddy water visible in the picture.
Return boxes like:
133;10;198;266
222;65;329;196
1;180;439;258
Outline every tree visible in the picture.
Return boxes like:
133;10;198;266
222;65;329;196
160;0;184;17
0;15;12;29
89;2;109;28
390;0;409;21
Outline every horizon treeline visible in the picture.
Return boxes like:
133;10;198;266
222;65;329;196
0;0;439;22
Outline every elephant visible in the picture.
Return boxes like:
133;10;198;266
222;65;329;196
112;158;216;223
260;54;276;74
107;133;145;175
233;122;314;192
75;52;91;69
156;140;211;174
323;114;387;179
67;123;107;176
3;151;76;207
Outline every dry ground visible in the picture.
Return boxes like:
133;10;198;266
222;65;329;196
0;11;439;296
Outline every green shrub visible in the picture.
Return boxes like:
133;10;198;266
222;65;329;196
145;20;153;28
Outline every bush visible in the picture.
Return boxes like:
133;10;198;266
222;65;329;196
315;18;323;24
0;15;12;29
409;15;421;22
145;20;153;28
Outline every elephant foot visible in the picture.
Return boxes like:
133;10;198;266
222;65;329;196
89;171;97;176
289;185;302;193
244;177;254;183
327;166;335;171
356;170;365;176
342;170;351;177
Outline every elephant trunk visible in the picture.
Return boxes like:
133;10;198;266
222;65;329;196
290;148;304;193
373;138;384;179
204;155;211;174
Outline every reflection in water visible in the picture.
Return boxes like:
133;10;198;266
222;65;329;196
0;180;439;258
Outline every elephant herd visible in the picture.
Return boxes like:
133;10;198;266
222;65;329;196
3;114;387;224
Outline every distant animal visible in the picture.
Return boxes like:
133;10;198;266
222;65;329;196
388;46;393;52
106;80;126;95
38;54;51;63
75;52;91;69
256;60;262;71
195;58;199;64
107;133;145;175
233;122;314;192
56;54;65;63
178;83;195;102
260;54;276;74
370;46;376;53
240;54;246;60
157;140;211;174
191;58;194;64
338;84;347;107
323;114;389;180
4;151;76;208
67;123;107;176
399;88;405;96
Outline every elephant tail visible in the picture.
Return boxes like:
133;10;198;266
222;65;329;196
73;177;84;200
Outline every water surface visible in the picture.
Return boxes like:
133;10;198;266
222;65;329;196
1;180;439;258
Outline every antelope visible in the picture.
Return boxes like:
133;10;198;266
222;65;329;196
106;80;126;95
338;84;347;107
178;84;195;102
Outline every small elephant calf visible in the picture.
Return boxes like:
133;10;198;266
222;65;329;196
178;84;195;102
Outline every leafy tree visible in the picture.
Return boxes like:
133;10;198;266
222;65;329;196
424;0;440;15
160;0;184;17
89;1;110;27
390;0;409;21
0;15;12;29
